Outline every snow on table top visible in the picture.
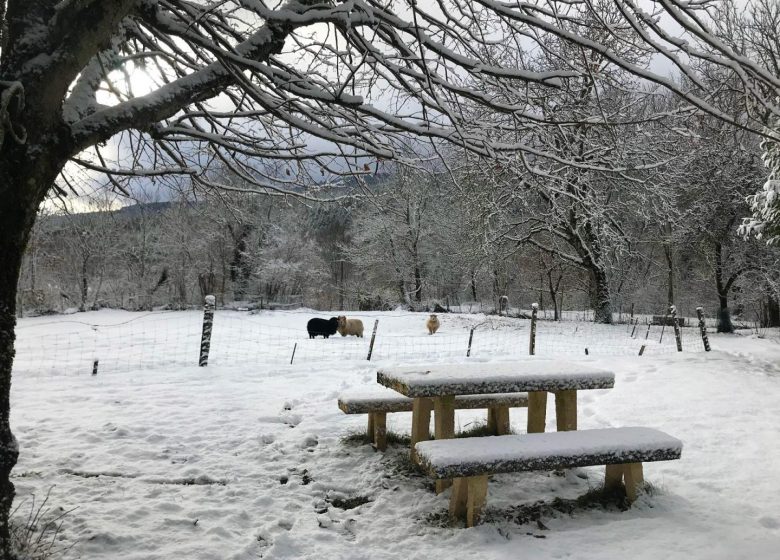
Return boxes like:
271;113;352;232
377;360;614;397
416;427;683;479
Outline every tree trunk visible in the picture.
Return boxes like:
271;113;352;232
470;270;477;301
663;243;675;307
79;257;89;312
762;296;780;328
0;156;62;558
547;271;562;321
338;260;345;311
413;266;422;303
0;227;24;560
714;242;734;333
591;268;612;324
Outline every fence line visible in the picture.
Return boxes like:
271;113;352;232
12;309;711;377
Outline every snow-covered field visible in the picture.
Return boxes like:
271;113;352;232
10;311;780;559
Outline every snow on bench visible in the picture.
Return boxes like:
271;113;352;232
338;389;529;451
376;361;615;398
415;427;683;527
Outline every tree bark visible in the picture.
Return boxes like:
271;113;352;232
591;267;612;324
0;155;64;558
762;296;780;328
714;241;734;333
663;243;675;307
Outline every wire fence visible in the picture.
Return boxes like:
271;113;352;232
12;305;711;377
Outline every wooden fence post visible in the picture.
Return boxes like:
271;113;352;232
670;305;682;352
529;303;538;356
466;327;475;357
366;319;379;361
199;294;216;366
630;318;637;338
696;307;711;352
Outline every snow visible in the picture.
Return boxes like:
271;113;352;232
377;361;615;397
9;310;780;559
416;427;683;478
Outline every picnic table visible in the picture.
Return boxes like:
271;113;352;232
377;360;615;491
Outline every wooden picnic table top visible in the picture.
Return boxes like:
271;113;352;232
377;360;615;398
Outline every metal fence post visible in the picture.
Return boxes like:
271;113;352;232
466;327;475;357
199;294;216;366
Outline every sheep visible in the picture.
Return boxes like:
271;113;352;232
426;314;440;335
307;317;339;339
337;316;364;337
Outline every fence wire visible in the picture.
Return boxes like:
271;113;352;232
12;310;710;376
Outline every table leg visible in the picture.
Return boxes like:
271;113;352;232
527;391;548;433
367;412;375;443
488;405;510;435
555;390;577;431
373;412;387;451
433;395;455;493
410;397;433;463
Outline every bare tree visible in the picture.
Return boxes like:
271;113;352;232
2;1;780;554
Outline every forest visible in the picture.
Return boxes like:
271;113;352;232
19;115;780;332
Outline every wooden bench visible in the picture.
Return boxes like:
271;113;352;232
415;427;683;527
338;391;529;451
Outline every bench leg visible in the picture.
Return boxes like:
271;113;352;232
623;462;644;503
555;390;577;432
604;464;624;490
410;398;433;464
434;395;456;493
449;477;469;519
487;407;497;434
367;412;375;443
495;405;510;435
466;475;489;527
373;412;387;452
527;391;548;433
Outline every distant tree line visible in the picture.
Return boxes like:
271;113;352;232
19;142;780;332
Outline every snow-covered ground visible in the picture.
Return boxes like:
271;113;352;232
9;311;780;559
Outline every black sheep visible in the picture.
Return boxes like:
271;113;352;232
307;317;339;339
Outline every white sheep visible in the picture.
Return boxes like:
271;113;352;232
337;316;364;337
426;314;440;335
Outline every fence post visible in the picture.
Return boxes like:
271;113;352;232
696;307;711;352
466;327;475;357
290;343;298;365
529;303;538;356
199;294;216;367
630;318;637;338
366;319;379;361
644;321;651;340
92;359;99;376
670;305;682;352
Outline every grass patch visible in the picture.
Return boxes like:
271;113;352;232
340;429;412;447
328;494;372;510
11;488;75;560
455;419;508;439
426;480;661;528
